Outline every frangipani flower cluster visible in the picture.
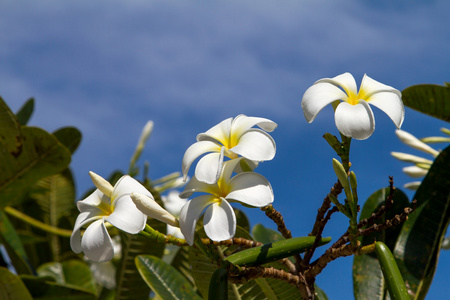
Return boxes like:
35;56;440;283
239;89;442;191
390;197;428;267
182;114;277;184
301;73;404;140
392;129;449;190
180;115;277;244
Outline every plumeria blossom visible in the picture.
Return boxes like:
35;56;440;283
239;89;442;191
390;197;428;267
301;72;404;140
391;129;444;190
182;114;277;184
179;158;274;245
70;172;149;262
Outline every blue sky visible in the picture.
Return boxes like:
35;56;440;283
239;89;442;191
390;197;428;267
1;1;450;298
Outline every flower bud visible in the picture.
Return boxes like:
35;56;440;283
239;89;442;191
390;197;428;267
89;171;114;197
131;192;179;227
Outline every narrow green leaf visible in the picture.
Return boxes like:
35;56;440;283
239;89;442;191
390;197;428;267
0;211;33;275
252;223;284;244
0;267;33;300
20;274;97;300
375;242;409;300
401;84;450;122
15;98;34;125
209;268;228;300
353;187;409;300
136;255;202;300
394;145;450;299
170;246;196;286
0;96;22;158
53;127;82;154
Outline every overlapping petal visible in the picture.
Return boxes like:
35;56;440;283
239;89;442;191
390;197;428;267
302;82;347;122
335;100;375;140
182;141;222;181
179;195;216;245
226;173;273;207
106;195;147;234
231;129;276;161
80;219;114;262
203;200;236;242
231;115;277;133
197;117;233;145
195;151;224;184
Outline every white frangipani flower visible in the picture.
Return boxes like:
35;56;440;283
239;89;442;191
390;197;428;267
182;114;277;184
130;192;179;227
301;73;404;140
162;191;188;239
70;172;148;262
179;158;273;245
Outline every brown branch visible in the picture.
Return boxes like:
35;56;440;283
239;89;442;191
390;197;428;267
261;204;292;239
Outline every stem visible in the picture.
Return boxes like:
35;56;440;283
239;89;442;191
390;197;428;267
4;206;73;238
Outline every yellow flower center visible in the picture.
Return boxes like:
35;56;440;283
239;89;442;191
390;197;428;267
347;88;368;106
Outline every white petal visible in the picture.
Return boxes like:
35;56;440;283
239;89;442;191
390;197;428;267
359;74;401;99
204;200;236;242
179;175;219;199
70;212;102;253
182;141;222;181
404;181;421;190
390;152;433;164
195;151;223;184
81;219;114;262
226;172;274;207
196;117;233;146
231;114;278;133
77;189;110;215
402;166;428;178
179;195;215;245
218;158;243;187
395;130;440;157
301;82;348;123
231;129;276;161
335;101;375;140
107;195;147;234
112;176;151;205
316;72;358;96
131;192;179;227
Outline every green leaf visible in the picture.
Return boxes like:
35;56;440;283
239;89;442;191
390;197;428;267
170;246;196;286
0;126;71;209
53;127;82;154
0;267;33;300
394;145;450;299
208;268;228;300
401;84;450;122
252;223;284;244
353;188;409;300
0;212;33;275
135;255;202;300
115;218;166;300
37;260;97;295
20;274;97;300
0;96;22;158
15;98;34;125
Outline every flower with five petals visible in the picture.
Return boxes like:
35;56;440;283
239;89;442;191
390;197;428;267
179;158;273;245
301;72;404;140
182;114;277;184
70;172;149;262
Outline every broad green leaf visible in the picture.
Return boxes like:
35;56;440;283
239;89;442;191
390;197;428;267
15;98;34;125
394;145;450;299
53;127;82;154
402;84;450;122
0;126;71;209
235;208;250;232
252;223;284;244
0;267;33;300
353;188;409;300
170;246;196;286
37;260;97;295
0;96;22;158
0;212;33;275
20;274;97;300
115;217;166;300
136;255;202;300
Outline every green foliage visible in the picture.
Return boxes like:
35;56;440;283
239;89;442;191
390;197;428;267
15;98;34;126
136;255;202;300
394;145;450;299
252;224;284;244
0;267;33;300
402;84;450;122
